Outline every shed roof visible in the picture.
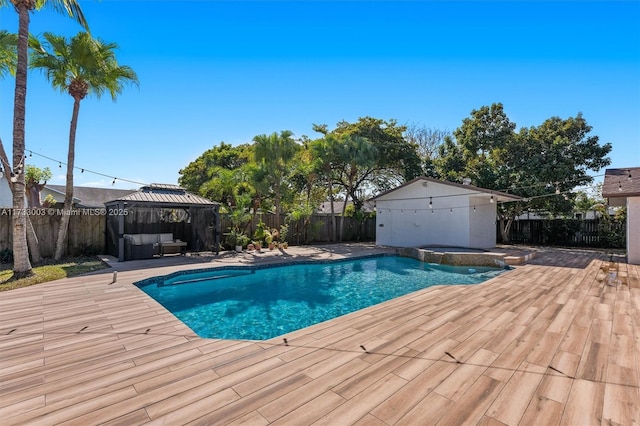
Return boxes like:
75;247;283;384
370;177;521;202
105;183;219;207
602;167;640;198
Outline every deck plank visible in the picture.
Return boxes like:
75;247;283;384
0;245;638;425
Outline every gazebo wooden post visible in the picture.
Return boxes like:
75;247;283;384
117;201;126;262
214;205;221;255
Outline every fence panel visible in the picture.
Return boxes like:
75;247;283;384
0;213;106;258
219;214;375;246
499;218;625;248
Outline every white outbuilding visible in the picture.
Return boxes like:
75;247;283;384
602;167;640;265
371;177;520;249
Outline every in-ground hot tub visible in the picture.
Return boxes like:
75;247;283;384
399;246;512;268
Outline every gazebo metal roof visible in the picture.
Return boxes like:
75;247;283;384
105;184;220;207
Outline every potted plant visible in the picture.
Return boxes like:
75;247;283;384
225;228;249;253
279;224;289;249
265;229;275;250
236;233;250;252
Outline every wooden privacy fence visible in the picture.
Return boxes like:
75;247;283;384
219;214;376;246
0;210;106;258
0;211;376;259
0;213;625;258
500;218;626;248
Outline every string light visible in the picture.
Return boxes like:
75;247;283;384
628;170;633;181
24;148;149;186
490;195;494;203
618;181;623;192
429;197;432;209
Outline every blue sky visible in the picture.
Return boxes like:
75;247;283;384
1;0;639;190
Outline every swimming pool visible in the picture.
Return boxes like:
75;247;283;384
135;255;505;340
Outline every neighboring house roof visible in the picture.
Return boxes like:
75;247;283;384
602;167;640;198
370;177;521;202
45;184;135;208
105;183;219;207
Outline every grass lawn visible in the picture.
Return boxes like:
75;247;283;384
0;257;108;292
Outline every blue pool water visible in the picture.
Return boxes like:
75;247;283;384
135;256;504;340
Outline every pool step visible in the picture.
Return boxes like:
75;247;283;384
161;270;254;286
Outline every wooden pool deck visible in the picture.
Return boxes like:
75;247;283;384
1;244;638;425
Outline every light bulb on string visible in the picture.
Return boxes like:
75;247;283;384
112;178;117;185
429;197;432;209
490;195;494;203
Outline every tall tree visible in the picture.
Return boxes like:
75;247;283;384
178;142;253;202
332;134;378;241
436;104;611;242
30;31;138;260
404;123;450;176
252;130;300;228
310;133;341;242
2;0;87;277
324;117;422;213
451;102;517;189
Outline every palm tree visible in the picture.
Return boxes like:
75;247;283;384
30;31;138;260
311;134;341;242
0;29;17;78
1;0;87;277
333;135;377;241
253;131;299;229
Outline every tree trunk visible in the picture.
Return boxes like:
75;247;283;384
499;217;514;243
25;216;41;263
26;183;43;207
0;138;41;263
54;98;81;260
339;192;349;242
327;175;335;242
11;3;32;278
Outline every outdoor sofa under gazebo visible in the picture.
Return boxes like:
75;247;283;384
105;184;221;261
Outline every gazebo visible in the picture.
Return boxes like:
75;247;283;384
105;184;221;261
